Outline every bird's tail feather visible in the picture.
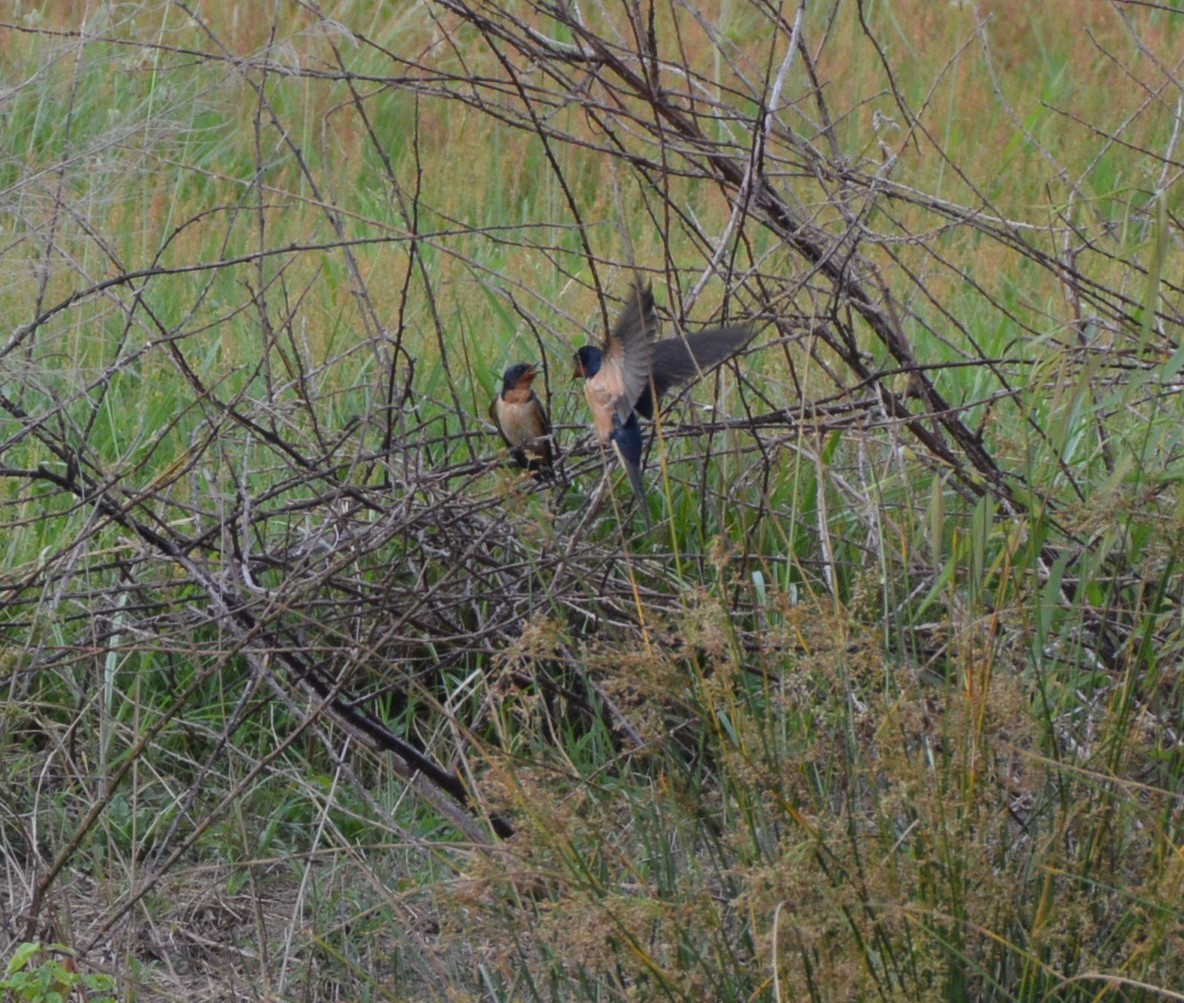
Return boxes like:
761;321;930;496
613;444;650;525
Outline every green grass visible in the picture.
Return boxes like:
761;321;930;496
3;1;1184;1000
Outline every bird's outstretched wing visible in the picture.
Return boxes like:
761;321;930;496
636;324;754;419
600;279;658;424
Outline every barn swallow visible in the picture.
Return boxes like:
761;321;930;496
573;279;753;505
489;362;554;476
573;281;657;507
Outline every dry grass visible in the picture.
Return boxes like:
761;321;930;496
2;1;1184;1000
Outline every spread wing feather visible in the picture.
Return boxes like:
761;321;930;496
600;279;657;423
635;324;754;419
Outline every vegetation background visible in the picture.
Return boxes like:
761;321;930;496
2;0;1183;999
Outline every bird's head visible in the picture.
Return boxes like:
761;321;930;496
501;362;539;392
572;346;603;380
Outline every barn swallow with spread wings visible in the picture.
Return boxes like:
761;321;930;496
489;362;554;477
572;279;752;508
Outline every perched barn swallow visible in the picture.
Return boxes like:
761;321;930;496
573;280;753;506
489;362;554;476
